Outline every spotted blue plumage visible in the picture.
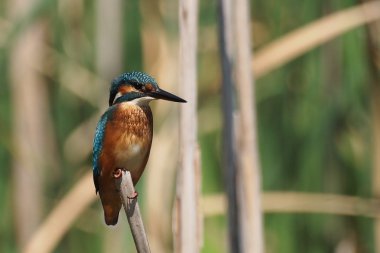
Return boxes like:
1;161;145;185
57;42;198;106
92;107;115;192
111;71;158;93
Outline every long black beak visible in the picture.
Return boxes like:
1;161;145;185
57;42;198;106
150;88;187;103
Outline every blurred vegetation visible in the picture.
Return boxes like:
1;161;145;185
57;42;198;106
0;0;378;252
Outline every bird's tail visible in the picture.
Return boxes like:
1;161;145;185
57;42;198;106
99;186;122;225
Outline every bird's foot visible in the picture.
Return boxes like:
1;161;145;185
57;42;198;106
128;191;139;199
113;168;138;199
113;168;123;178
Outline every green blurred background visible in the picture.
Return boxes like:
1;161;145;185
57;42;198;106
0;0;378;252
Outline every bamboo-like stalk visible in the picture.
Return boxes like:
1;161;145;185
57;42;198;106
173;0;200;252
115;170;151;253
8;0;51;246
234;0;264;252
217;0;240;252
202;192;380;218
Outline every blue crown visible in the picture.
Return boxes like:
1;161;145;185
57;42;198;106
110;71;157;93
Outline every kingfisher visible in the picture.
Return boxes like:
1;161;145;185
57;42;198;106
92;71;186;225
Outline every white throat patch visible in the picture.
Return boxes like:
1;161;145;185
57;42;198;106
128;96;155;106
113;92;155;106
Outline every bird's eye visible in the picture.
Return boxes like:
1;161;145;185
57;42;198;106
130;81;142;90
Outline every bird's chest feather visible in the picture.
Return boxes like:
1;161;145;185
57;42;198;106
103;103;153;171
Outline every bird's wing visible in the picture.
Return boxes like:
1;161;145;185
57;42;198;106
92;111;109;193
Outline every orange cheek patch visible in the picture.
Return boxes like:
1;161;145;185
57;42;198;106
119;85;138;94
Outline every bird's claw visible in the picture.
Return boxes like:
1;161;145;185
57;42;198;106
113;168;138;199
113;168;128;178
113;168;123;178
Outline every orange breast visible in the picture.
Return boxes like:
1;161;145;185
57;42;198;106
100;103;153;184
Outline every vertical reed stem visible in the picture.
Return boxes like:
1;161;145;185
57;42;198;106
217;0;240;252
9;0;49;246
234;0;265;252
174;0;200;252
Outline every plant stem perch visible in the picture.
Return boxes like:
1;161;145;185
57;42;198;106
115;170;151;253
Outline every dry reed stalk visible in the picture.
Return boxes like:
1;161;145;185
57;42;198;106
234;0;264;252
253;0;380;78
8;0;52;246
22;171;96;253
202;192;380;218
173;0;200;252
217;0;240;252
115;170;151;253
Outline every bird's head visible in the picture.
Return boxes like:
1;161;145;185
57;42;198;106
109;71;186;106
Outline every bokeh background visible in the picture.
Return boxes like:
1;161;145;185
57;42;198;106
1;0;380;252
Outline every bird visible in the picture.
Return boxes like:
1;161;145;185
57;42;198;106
92;71;186;225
